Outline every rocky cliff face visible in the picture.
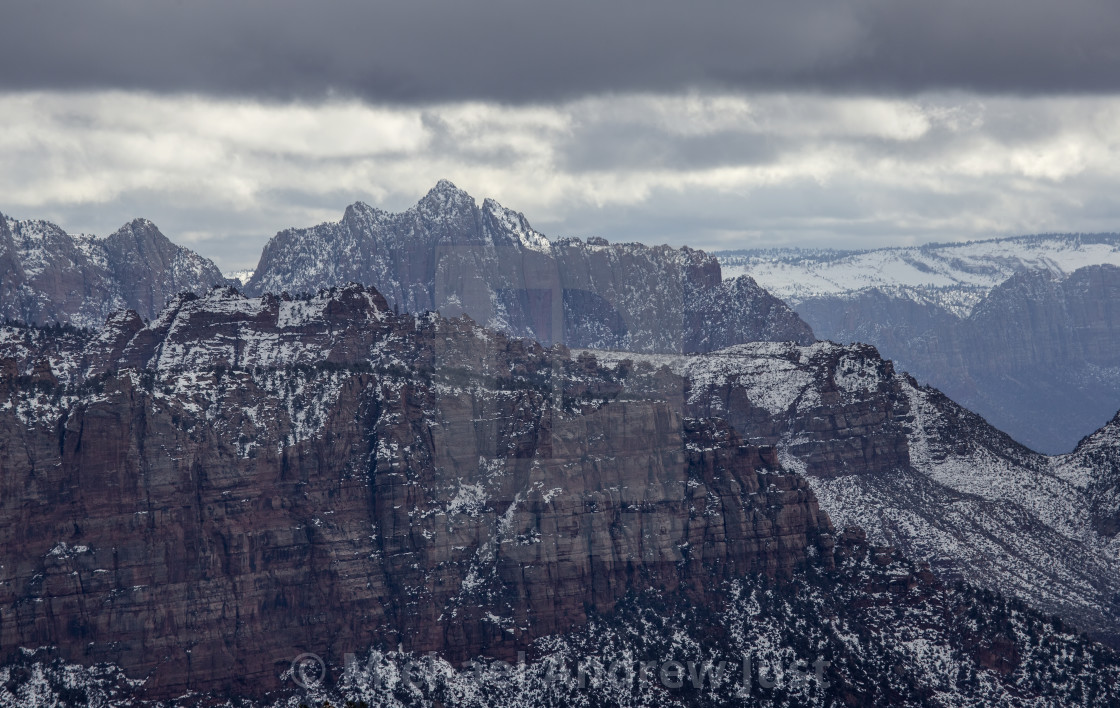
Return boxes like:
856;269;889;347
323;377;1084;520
796;264;1120;454
0;285;831;700
3;288;1119;704
0;212;234;329
591;340;1120;648
5;530;1119;706
1056;412;1120;539
316;533;1119;707
245;181;814;353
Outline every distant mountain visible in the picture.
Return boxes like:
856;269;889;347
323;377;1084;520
718;237;1120;453
2;288;1117;705
245;180;814;352
796;266;1120;454
718;233;1120;314
0;213;234;329
225;268;255;286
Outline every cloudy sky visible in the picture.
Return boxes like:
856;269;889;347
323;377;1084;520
3;0;1120;271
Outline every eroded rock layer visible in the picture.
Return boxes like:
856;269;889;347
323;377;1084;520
0;284;831;698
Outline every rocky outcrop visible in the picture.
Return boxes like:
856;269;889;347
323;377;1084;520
100;218;234;320
591;340;1120;648
5;287;1120;703
0;285;832;699
1056;411;1120;539
795;265;1120;454
0;211;234;329
245;181;814;352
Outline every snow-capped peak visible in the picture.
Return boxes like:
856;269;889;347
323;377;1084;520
225;269;255;286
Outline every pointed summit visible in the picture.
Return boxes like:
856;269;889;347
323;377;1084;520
126;217;158;231
430;178;463;194
342;200;387;228
101;217;234;317
103;218;177;263
0;213;233;328
416;179;476;218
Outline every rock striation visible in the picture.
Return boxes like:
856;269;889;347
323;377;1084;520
3;286;1120;704
244;181;813;353
0;284;831;699
4;528;1119;706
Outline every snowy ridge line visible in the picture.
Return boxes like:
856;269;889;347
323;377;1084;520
1;210;234;329
243;180;813;353
716;233;1120;315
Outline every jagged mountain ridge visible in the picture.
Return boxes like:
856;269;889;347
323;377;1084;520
0;213;235;329
2;287;1118;705
244;180;813;353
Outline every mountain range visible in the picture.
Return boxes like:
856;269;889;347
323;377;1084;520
0;214;235;329
2;182;812;354
720;237;1120;453
718;233;1120;313
2;185;1120;704
2;285;1118;705
243;180;813;353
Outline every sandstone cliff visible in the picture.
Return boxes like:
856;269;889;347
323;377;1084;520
0;285;831;699
591;340;1120;648
3;287;1120;704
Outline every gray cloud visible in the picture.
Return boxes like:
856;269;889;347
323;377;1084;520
3;1;1120;101
558;124;779;172
3;91;1120;271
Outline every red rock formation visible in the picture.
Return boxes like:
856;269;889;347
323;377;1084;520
0;285;832;699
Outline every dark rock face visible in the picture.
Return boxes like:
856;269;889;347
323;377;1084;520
6;530;1119;706
797;264;1120;454
100;219;235;320
0;285;831;699
4;288;1120;704
455;532;1119;707
680;343;912;480
1060;412;1120;539
245;181;814;352
590;340;1120;648
0;212;233;329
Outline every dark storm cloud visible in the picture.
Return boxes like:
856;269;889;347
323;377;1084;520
3;0;1120;101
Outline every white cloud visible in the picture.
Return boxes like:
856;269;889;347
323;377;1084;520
2;90;1120;270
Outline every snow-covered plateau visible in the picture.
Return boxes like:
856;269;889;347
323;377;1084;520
717;233;1120;316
